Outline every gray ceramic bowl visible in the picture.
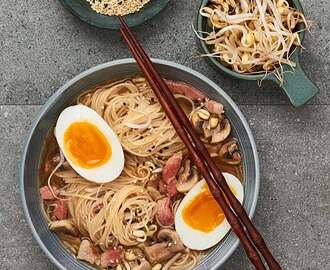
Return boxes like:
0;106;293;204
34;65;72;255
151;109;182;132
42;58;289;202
20;59;260;270
59;0;170;29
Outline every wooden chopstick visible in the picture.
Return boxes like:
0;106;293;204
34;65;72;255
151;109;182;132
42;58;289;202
119;17;281;270
118;17;266;270
118;17;281;270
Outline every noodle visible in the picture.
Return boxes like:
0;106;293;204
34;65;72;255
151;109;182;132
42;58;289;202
78;78;186;158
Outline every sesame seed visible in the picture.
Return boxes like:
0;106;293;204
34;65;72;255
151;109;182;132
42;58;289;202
86;0;151;16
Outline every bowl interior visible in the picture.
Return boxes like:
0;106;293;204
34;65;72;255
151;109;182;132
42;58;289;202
59;0;170;29
21;59;259;270
196;0;305;80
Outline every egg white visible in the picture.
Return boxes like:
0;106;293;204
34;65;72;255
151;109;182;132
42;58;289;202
55;104;124;183
175;173;244;250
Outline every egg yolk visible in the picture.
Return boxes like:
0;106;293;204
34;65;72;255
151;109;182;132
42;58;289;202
64;121;112;169
182;185;236;233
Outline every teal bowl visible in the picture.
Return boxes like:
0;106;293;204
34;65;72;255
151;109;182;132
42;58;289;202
59;0;170;29
20;59;259;270
197;0;319;107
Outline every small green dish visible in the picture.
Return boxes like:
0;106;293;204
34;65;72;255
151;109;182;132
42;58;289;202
197;0;319;107
59;0;170;29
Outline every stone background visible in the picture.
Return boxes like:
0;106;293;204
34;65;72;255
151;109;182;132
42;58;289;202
0;0;329;269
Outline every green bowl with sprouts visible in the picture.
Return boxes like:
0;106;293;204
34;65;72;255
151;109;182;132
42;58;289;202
196;0;319;107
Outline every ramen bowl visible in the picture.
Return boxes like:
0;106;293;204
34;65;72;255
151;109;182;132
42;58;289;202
20;59;259;270
59;0;170;29
196;0;319;107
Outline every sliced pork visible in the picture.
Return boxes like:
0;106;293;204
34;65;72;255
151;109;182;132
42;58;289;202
159;153;182;198
100;249;122;268
40;186;57;200
53;200;68;220
205;99;224;115
156;197;174;226
166;80;205;101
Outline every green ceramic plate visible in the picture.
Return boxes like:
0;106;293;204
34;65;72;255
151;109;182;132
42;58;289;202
197;0;319;107
59;0;170;29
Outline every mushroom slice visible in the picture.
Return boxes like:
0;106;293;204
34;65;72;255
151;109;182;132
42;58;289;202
219;139;242;165
202;121;213;139
144;242;171;264
209;116;220;129
157;229;185;253
211;119;231;144
191;111;204;135
131;258;152;270
144;229;184;263
176;159;199;193
49;219;78;236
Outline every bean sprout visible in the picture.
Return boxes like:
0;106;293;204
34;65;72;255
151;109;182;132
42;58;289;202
197;0;308;85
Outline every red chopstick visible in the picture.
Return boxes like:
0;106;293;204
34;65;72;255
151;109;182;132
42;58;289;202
119;17;281;270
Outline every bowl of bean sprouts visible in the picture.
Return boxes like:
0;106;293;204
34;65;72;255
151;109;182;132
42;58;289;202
196;0;319;107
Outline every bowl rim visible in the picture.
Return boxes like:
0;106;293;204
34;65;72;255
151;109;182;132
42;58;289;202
196;0;305;80
20;58;260;270
58;0;170;29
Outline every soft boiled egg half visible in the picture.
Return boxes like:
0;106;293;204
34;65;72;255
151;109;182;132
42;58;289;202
175;173;244;250
55;104;124;183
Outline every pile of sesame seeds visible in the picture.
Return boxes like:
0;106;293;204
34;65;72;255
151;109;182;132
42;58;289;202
87;0;152;16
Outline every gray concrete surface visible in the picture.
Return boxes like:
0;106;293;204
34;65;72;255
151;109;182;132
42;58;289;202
0;0;329;270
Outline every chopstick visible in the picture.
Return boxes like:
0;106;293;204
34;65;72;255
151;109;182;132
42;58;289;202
119;20;281;270
119;17;281;270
